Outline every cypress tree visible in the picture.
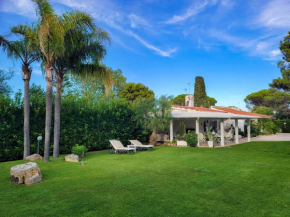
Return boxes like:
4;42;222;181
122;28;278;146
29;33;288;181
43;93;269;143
194;76;207;107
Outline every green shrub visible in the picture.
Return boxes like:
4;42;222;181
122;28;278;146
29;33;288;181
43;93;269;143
185;131;198;147
273;119;290;133
72;145;88;157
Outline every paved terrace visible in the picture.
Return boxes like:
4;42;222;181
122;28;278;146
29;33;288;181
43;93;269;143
199;133;290;148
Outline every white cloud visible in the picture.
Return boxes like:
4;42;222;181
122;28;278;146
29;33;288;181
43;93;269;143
165;0;218;24
54;0;177;57
129;14;151;30
208;29;281;60
0;0;36;18
257;0;290;28
129;33;177;57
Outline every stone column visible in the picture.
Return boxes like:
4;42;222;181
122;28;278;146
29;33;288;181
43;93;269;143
220;120;225;147
196;119;200;147
170;120;173;142
235;119;239;144
247;119;251;142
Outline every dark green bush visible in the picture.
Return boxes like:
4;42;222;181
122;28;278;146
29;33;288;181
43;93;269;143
273;119;290;133
185;131;198;147
0;84;148;162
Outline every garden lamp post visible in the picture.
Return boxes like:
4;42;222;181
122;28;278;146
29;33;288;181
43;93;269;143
284;122;286;129
37;136;42;155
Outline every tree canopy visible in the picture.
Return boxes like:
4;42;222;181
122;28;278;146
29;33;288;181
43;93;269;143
120;82;154;102
270;31;290;93
0;69;13;96
194;76;207;107
252;106;274;116
171;94;186;105
171;94;216;107
244;89;290;109
205;96;217;107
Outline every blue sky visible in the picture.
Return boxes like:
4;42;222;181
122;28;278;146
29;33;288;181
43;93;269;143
0;0;290;110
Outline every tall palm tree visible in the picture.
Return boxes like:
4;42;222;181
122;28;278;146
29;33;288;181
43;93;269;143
53;11;112;158
0;25;40;159
33;0;65;162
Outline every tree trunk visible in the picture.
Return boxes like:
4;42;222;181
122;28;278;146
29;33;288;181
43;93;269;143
22;64;31;159
53;71;63;158
44;65;54;162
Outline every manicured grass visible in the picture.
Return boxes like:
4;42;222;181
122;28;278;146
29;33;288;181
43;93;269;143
1;142;290;217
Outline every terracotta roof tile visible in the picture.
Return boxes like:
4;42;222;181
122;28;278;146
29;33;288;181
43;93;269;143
172;105;226;113
212;106;272;118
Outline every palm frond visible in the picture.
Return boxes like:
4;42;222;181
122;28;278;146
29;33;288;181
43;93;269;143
10;24;41;63
0;35;24;62
32;0;54;18
38;13;65;63
71;63;113;96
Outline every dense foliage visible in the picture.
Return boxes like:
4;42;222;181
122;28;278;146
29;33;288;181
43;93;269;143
273;120;290;133
245;89;290;109
252;106;274;116
120;82;154;102
185;131;198;147
194;76;207;107
0;84;148;162
72;144;88;157
171;94;186;105
270;31;290;93
0;69;13;96
206;96;217;107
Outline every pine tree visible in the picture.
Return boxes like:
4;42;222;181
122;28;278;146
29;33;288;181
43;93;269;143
270;31;290;93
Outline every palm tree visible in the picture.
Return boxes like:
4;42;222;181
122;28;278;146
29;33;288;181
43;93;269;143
33;0;65;162
53;11;112;158
0;25;40;159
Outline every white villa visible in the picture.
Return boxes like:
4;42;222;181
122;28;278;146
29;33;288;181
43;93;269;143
168;95;272;147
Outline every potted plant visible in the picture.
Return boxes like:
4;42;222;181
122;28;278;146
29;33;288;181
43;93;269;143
176;121;187;146
164;141;171;146
206;127;214;148
171;139;177;146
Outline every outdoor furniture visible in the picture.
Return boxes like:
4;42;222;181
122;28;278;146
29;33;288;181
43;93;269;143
214;135;221;144
109;140;136;154
129;140;154;151
199;133;207;142
224;129;234;144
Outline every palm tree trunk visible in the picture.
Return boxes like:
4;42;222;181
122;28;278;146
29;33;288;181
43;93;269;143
22;64;31;159
44;65;54;162
23;78;30;159
53;71;63;158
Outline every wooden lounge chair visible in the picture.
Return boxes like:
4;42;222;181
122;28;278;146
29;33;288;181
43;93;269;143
129;140;154;151
109;140;136;154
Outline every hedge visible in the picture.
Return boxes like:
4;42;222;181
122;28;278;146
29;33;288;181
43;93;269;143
0;84;148;162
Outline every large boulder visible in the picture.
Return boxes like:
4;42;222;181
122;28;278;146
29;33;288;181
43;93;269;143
25;154;42;161
10;162;42;185
65;154;79;162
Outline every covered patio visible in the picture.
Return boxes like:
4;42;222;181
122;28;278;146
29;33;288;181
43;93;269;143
169;106;272;147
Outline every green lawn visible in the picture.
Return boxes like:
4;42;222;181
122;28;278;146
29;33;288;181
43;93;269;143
1;142;290;217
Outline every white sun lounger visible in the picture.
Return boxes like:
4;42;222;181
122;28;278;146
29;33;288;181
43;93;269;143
129;140;154;151
109;140;136;154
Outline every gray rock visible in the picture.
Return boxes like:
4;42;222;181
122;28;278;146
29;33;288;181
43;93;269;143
10;162;42;185
25;154;42;161
65;154;79;162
